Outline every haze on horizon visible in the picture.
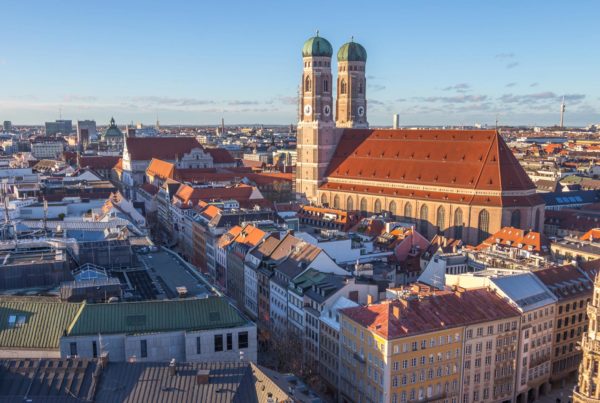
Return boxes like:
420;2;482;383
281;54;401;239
1;0;598;127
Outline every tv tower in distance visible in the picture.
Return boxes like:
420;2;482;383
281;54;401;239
559;96;566;128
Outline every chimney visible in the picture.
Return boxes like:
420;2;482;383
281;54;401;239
367;294;375;305
348;290;359;303
196;369;210;385
168;358;177;376
392;305;400;320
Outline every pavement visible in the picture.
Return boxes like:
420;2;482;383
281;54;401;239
138;250;210;298
538;381;575;403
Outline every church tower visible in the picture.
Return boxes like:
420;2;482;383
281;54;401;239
335;39;368;128
296;33;337;202
574;275;600;402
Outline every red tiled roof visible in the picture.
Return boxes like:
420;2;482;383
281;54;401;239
125;137;203;161
146;158;176;181
580;228;600;242
324;129;536;193
476;226;549;253
174;184;198;205
79;156;120;170
218;226;243;248
231;224;267;248
533;264;593;300
205;148;235;164
579;259;600;280
341;288;520;340
201;205;222;220
242;159;266;168
245;172;293;186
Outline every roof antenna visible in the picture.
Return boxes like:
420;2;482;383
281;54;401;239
495;114;499;131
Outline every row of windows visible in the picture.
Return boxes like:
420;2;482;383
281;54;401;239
392;351;460;370
558;299;588;314
209;332;249;353
304;60;331;68
324;195;492;240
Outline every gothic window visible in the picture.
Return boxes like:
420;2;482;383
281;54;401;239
374;199;382;214
454;208;463;239
347;196;354;211
324;79;329;92
436;206;445;233
340;79;347;94
360;198;368;215
321;193;328;206
305;76;311;92
419;205;429;236
535;209;541;231
389;201;397;217
359;79;363;94
478;210;490;243
333;195;340;209
510;210;521;228
404;203;413;220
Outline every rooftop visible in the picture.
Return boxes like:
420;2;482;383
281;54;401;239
341;288;520;340
0;297;83;350
67;297;249;336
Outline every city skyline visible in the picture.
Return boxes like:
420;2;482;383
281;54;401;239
1;0;599;126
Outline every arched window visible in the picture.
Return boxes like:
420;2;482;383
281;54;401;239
419;205;429;236
305;76;311;92
454;208;463;239
374;199;382;214
510;210;521;228
320;193;328;206
404;203;413;220
389;201;397;217
347;196;354;211
359;79;363;94
360;198;368;215
340;79;347;94
436;206;445;234
478;209;490;243
535;209;541;231
333;195;340;209
324;79;329;92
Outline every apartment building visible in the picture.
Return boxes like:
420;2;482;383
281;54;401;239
534;265;593;384
339;287;521;403
447;271;558;403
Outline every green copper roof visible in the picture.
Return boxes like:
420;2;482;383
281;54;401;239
67;297;249;336
104;116;123;138
0;297;83;349
302;35;333;58
337;41;367;62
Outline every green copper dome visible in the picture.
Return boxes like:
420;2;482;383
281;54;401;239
302;35;333;58
337;41;367;62
103;117;123;138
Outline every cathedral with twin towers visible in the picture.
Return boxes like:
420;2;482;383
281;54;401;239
295;33;545;245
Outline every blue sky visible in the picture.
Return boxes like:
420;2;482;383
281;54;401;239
1;0;598;126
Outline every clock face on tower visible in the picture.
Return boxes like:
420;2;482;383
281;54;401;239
323;105;331;116
357;106;365;117
304;105;312;116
